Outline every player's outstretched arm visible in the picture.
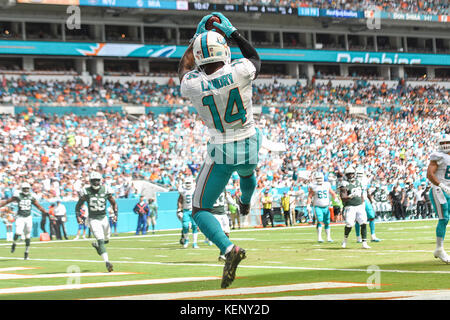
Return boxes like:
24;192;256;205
0;198;14;208
211;12;261;78
178;42;195;83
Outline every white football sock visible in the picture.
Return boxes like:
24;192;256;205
101;252;109;263
325;228;331;240
317;225;323;240
193;233;198;244
436;237;444;250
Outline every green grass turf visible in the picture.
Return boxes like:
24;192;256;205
0;219;448;300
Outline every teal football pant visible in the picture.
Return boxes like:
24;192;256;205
182;209;198;235
314;206;331;228
192;130;261;254
430;187;450;239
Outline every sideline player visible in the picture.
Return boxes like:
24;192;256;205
354;167;381;242
0;182;48;260
75;172;118;272
1;206;14;242
306;172;337;242
339;167;371;249
427;136;450;263
177;177;199;248
179;12;262;288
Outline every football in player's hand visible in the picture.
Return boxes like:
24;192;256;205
205;15;225;37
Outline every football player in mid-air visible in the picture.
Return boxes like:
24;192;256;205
177;177;200;248
354;167;381;242
0;182;48;260
306;172;337;243
75;172;118;272
426;136;450;263
339;167;371;249
179;12;261;288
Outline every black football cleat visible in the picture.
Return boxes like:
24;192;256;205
106;261;113;272
10;242;16;253
221;245;246;289
237;198;250;216
24;252;29;260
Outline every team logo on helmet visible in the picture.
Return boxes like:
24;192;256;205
89;172;102;190
439;135;450;154
193;31;231;67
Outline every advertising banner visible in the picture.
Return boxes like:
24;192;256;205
1;40;450;65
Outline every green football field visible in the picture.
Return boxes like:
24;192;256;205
0;219;449;300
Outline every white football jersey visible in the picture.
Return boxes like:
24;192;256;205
310;182;331;207
180;188;194;210
180;58;256;144
430;151;450;187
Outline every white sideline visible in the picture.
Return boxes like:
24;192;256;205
0;256;449;275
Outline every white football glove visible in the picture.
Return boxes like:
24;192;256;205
176;210;183;222
439;183;450;195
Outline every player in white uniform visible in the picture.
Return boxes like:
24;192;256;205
354;167;381;242
306;172;337;242
177;177;199;248
426;136;450;263
179;12;262;288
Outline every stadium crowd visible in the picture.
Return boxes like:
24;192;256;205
0;93;446;205
0;77;449;110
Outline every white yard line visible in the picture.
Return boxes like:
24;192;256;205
0;267;37;272
0;256;449;275
90;282;368;300
0;272;134;280
0;277;220;295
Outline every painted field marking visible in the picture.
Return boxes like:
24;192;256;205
0;276;220;295
246;289;450;300
0;267;37;272
1;256;450;275
0;272;135;280
90;282;368;300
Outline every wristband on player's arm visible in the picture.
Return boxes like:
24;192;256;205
230;30;261;78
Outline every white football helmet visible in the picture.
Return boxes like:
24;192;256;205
183;177;194;190
438;135;450;154
313;172;324;185
193;31;231;67
345;167;356;182
21;182;31;195
89;172;102;190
